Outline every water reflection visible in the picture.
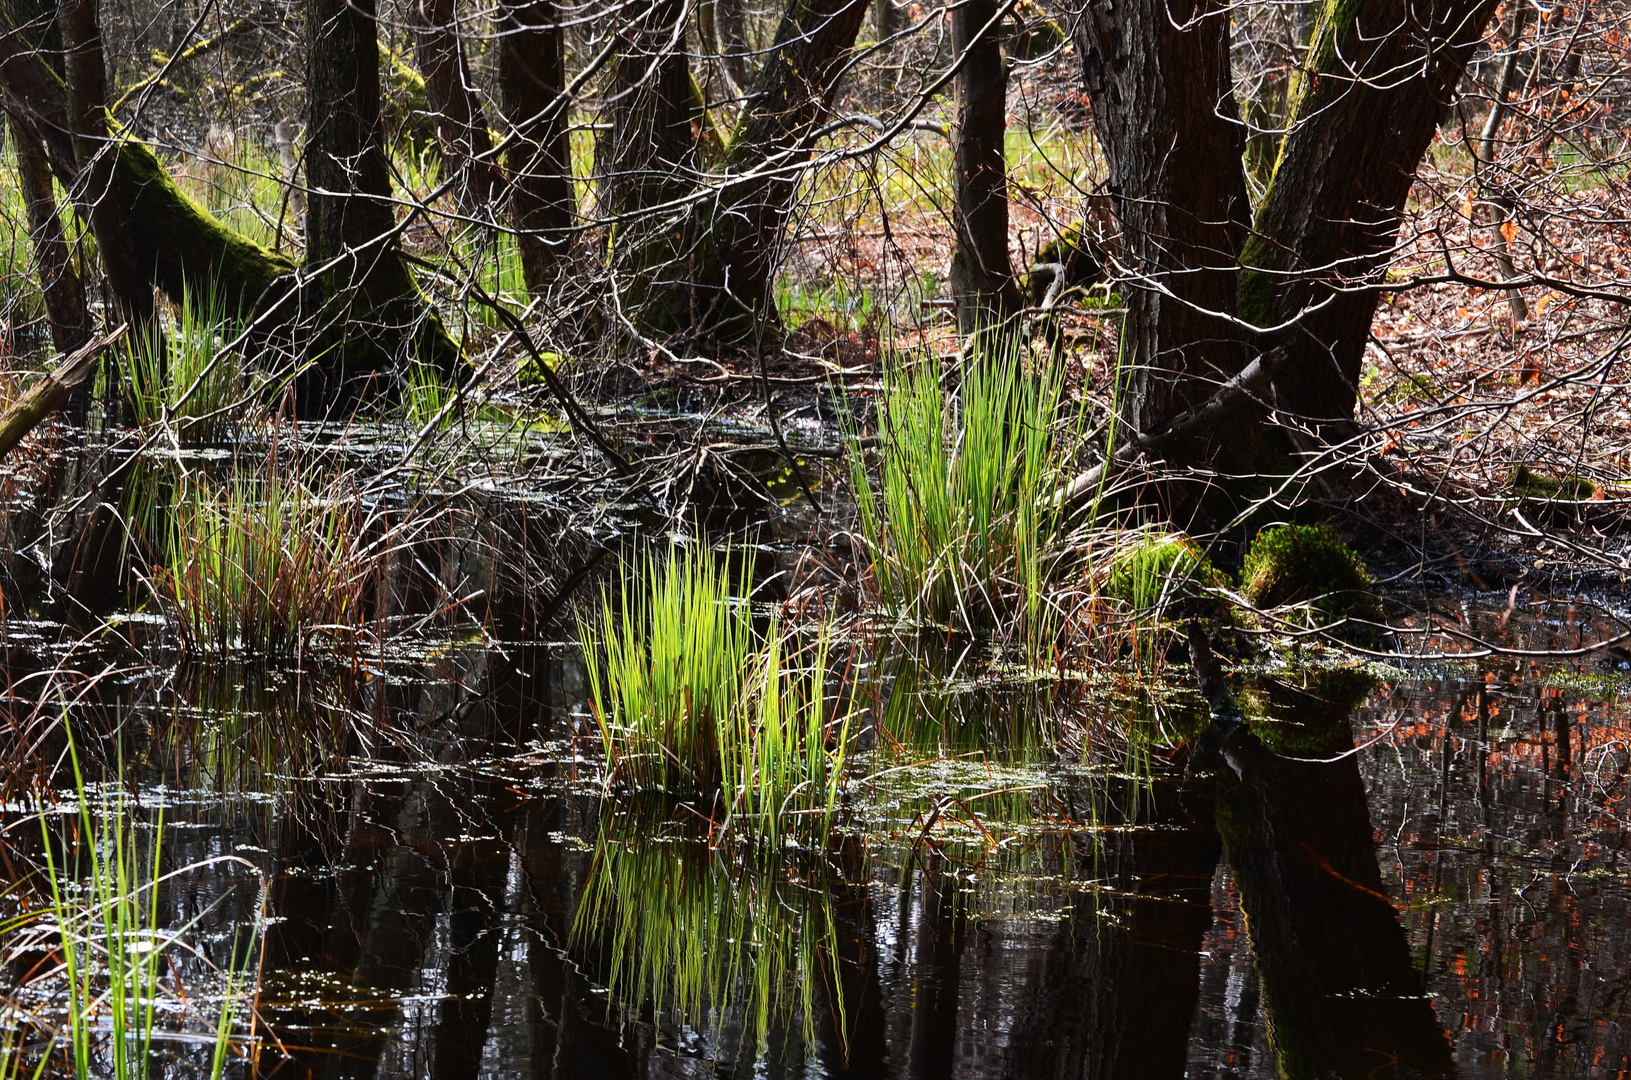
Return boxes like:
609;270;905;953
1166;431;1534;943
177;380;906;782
1202;690;1453;1077
8;605;1631;1076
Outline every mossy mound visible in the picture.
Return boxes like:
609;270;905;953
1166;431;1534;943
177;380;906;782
1507;464;1596;501
1106;533;1229;611
1241;524;1380;626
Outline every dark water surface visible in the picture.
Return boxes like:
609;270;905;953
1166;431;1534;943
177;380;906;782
9;602;1631;1079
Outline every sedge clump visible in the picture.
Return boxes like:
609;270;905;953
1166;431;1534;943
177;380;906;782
578;541;851;843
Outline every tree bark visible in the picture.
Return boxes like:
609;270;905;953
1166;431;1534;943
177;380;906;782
1073;0;1252;471
306;0;461;401
714;0;752;90
949;0;1021;336
496;0;576;292
1073;0;1501;503
600;0;703;325
0;22;300;320
1238;0;1501;430
636;0;870;343
61;0;156;334
412;0;504;210
6;114;89;353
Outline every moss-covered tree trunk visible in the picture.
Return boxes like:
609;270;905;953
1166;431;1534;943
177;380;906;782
1;0;300;348
412;0;504;211
634;0;870;345
949;0;1021;336
306;0;461;403
496;0;576;292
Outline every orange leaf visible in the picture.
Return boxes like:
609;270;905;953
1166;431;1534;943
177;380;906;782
1501;220;1518;245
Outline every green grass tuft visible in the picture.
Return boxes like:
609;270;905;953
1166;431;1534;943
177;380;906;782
579;541;851;843
157;465;376;656
845;335;1082;651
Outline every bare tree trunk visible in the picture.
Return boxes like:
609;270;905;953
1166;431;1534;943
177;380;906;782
949;0;1021;336
61;0;156;336
1238;0;1500;430
412;0;504;211
496;0;576;292
1477;1;1532;324
600;0;702;326
6;114;89;353
1074;0;1252;478
1074;0;1500;507
714;0;751;88
635;0;870;343
307;0;461;402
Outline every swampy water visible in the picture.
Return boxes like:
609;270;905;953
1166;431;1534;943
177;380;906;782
7;592;1631;1078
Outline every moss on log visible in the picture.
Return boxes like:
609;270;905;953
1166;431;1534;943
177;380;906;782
113;131;297;316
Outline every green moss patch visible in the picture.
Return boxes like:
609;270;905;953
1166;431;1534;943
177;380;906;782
1507;464;1597;502
1106;533;1229;610
1241;523;1380;626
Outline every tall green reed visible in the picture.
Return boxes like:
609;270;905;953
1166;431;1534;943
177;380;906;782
122;282;251;443
579;541;851;842
34;731;257;1079
158;465;373;656
846;333;1082;653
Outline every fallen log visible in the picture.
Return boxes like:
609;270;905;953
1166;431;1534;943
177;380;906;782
0;326;127;462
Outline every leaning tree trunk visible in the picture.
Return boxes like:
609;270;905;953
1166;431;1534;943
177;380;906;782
949;0;1021;337
0;10;298;324
1238;0;1500;432
496;0;576;292
306;0;461;403
412;0;504;211
61;0;156;338
638;0;870;344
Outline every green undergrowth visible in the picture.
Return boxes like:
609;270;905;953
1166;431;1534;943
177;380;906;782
579;540;852;843
846;335;1083;654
